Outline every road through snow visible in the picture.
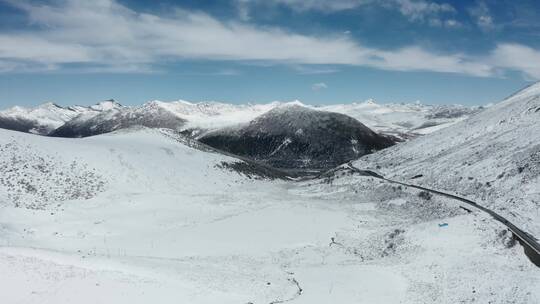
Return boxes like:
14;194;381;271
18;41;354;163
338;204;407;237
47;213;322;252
347;163;540;267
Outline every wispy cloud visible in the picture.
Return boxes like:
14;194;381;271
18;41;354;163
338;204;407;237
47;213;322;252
245;0;458;27
261;0;369;12
392;0;455;22
292;65;340;75
468;1;495;31
0;0;539;80
312;82;328;91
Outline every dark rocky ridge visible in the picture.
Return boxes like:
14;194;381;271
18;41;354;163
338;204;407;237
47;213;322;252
0;116;46;134
198;105;395;170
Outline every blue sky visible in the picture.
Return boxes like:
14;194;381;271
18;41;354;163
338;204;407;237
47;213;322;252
0;0;539;107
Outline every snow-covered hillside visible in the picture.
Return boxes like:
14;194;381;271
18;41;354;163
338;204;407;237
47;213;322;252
354;82;540;237
0;124;537;303
199;104;395;169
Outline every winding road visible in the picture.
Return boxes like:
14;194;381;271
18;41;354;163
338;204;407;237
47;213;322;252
346;163;540;268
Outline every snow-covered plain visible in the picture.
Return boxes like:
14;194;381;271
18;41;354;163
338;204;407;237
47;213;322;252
0;118;538;303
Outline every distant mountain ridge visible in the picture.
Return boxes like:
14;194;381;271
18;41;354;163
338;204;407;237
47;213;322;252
0;98;481;138
0;100;122;135
50;101;186;138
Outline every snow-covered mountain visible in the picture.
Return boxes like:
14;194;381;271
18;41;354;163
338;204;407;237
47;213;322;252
199;104;395;169
50;101;185;138
354;82;540;237
0;100;123;135
0;102;83;135
0;99;480;139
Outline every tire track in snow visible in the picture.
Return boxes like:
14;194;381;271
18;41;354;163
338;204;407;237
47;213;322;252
268;277;303;304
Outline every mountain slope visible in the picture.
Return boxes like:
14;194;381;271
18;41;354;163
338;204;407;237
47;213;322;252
199;104;395;169
354;82;540;236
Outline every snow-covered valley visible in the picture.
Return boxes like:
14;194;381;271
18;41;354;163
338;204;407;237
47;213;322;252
0;84;539;303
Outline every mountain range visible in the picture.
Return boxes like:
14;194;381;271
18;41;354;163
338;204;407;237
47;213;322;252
0;98;480;169
0;98;481;138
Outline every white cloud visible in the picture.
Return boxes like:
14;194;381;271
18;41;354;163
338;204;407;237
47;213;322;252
0;35;94;63
312;82;328;91
490;44;540;79
468;1;495;31
0;0;539;80
427;18;462;28
444;19;462;28
371;47;492;76
1;0;368;67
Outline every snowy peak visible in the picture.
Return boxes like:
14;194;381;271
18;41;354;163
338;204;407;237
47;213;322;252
277;100;306;108
0;102;88;135
139;100;184;116
36;102;63;110
2;102;65;116
89;99;124;111
362;99;378;106
249;104;347;132
501;82;540;104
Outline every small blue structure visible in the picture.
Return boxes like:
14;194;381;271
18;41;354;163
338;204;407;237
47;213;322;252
438;223;449;227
